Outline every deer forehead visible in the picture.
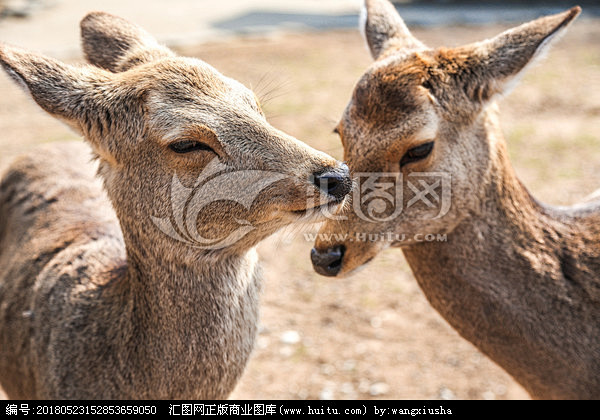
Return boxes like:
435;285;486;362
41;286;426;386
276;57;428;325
342;56;437;143
349;55;432;126
342;103;438;167
145;92;264;148
134;57;259;107
141;60;263;142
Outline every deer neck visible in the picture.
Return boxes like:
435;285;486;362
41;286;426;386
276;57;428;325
400;108;593;397
404;109;562;314
123;233;261;315
115;218;262;398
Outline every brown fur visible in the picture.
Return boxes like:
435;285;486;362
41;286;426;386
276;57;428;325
314;0;600;399
0;12;350;399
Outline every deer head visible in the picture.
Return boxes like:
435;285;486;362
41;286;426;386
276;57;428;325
312;0;581;276
0;12;352;261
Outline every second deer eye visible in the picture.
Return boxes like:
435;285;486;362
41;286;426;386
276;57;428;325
169;140;215;154
400;141;434;168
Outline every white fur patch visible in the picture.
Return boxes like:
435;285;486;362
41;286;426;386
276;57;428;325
414;110;439;141
359;3;368;43
162;127;184;143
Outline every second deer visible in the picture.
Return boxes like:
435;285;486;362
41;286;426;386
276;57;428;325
312;0;600;399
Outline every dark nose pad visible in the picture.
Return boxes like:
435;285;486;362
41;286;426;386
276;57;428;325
311;245;345;277
312;163;352;201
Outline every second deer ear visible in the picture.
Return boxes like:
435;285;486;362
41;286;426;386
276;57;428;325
361;0;425;60
80;12;174;72
453;7;581;104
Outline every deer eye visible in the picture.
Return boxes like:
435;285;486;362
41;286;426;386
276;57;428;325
400;141;434;168
169;140;215;154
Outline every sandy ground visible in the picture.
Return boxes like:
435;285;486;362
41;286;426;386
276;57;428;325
1;9;599;401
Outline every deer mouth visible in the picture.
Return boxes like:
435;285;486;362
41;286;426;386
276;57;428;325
291;197;346;217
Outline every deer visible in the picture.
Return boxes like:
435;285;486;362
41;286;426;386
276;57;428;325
311;0;600;399
0;12;352;399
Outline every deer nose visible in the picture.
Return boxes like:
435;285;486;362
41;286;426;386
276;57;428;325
312;163;352;201
311;245;345;277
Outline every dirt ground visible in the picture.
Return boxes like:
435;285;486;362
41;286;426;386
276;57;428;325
1;19;599;400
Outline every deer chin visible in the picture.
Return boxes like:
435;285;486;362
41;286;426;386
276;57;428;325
337;257;374;278
340;243;389;277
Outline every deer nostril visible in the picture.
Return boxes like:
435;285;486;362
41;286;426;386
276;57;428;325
311;245;345;277
312;163;352;201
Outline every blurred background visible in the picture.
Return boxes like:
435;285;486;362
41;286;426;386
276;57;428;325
1;0;598;400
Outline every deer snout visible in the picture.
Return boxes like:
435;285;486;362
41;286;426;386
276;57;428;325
311;163;352;201
311;244;345;277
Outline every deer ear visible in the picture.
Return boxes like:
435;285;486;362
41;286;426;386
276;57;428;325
0;43;107;134
455;7;581;104
360;0;425;60
80;11;174;72
0;44;133;162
